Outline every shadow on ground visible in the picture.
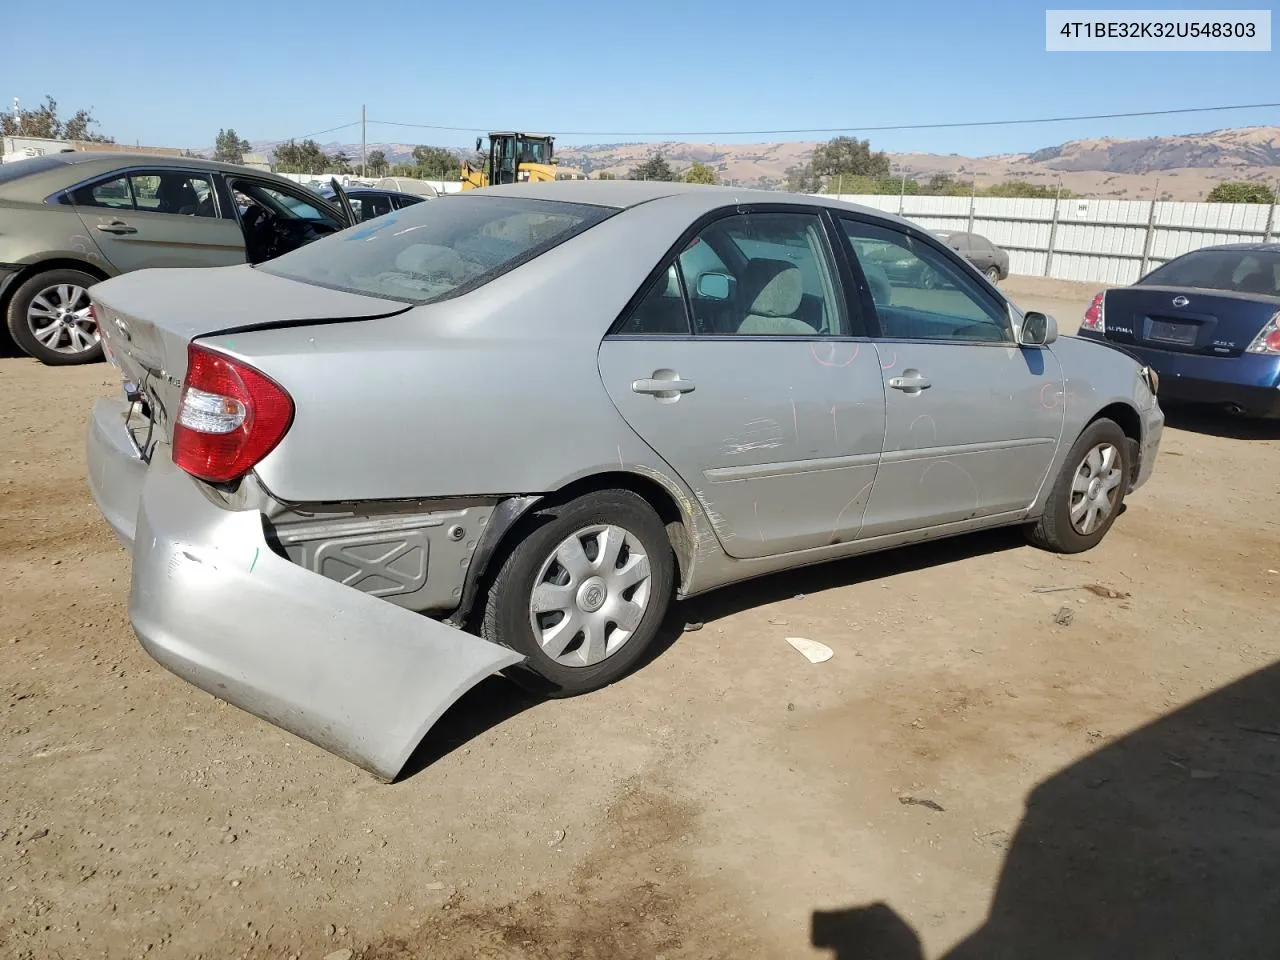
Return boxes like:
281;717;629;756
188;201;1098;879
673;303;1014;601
404;528;1028;778
810;660;1280;959
1162;405;1280;441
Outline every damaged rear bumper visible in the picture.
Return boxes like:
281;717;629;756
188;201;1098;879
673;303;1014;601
85;399;525;781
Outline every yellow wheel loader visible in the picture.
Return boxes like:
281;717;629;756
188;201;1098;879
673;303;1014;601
460;132;558;190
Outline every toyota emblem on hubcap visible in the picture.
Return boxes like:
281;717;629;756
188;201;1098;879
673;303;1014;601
1172;296;1189;308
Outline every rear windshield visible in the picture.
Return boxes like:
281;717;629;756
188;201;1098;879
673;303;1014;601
0;153;72;185
1142;250;1280;297
259;194;616;303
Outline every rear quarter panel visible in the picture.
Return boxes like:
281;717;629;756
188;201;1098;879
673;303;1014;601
0;201;113;275
200;196;714;506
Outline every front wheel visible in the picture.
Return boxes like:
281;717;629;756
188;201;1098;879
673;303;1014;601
5;268;103;365
482;489;675;697
1026;418;1130;553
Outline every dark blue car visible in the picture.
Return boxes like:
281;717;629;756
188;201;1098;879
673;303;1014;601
1077;243;1280;418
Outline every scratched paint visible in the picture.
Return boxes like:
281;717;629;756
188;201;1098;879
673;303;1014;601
829;481;874;543
721;418;785;456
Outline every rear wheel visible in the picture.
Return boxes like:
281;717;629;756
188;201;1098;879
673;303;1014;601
5;268;103;365
1026;418;1130;553
482;489;675;697
985;265;1001;284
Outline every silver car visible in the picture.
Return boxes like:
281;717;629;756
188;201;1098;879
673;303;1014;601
85;181;1164;780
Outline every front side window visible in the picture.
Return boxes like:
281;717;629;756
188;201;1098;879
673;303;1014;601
259;195;615;303
841;218;1011;343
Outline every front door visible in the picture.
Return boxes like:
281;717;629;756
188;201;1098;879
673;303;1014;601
69;169;246;272
598;208;887;560
838;216;1063;538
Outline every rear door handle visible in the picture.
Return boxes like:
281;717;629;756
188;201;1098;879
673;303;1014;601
96;221;137;235
888;374;931;392
632;373;696;398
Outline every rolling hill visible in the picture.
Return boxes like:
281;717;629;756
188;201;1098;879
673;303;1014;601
236;126;1280;201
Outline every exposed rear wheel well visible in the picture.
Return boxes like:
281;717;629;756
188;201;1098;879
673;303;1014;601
1091;402;1142;485
543;472;690;584
461;471;691;632
1;258;110;314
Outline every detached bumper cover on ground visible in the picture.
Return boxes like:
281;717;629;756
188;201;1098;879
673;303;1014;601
85;398;525;781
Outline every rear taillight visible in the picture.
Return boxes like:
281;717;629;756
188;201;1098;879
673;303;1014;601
1081;291;1105;333
1245;311;1280;356
172;344;293;483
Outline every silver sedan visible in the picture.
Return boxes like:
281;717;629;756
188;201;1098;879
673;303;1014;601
85;181;1164;780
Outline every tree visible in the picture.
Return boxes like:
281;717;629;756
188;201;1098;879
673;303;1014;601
0;95;112;143
629;152;676;182
683;161;719;185
785;163;820;194
366;150;388;176
595;171;617;180
272;138;329;173
1206;181;1277;204
412;145;460;179
213;128;251;163
328;150;352;174
810;136;890;190
982;179;1072;199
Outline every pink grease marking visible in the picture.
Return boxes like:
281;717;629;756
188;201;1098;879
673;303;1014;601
831;406;839;443
880;350;897;370
791;399;799;442
810;342;860;367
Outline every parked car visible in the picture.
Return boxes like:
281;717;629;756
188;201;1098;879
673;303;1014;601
318;184;429;222
1077;243;1280;418
85;181;1164;780
935;231;1010;284
0;152;356;365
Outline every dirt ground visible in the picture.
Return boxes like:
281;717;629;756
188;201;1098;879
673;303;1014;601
3;277;1279;959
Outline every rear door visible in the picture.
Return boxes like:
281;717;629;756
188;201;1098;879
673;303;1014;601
597;207;887;559
838;215;1063;537
69;168;246;272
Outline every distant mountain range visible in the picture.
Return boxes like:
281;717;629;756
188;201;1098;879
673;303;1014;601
227;126;1280;201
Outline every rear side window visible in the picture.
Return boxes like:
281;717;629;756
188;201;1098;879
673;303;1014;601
69;176;134;210
260;195;616;303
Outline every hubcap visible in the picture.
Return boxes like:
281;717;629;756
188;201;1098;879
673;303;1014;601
528;523;652;668
1069;442;1124;535
27;283;99;355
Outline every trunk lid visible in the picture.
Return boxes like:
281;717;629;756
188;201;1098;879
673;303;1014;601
92;263;410;439
1102;285;1280;358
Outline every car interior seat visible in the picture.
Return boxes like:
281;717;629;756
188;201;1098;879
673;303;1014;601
156;176;200;216
735;258;814;335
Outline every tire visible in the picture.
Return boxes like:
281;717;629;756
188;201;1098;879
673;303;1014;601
985;265;1001;284
482;488;675;698
5;268;104;366
1026;418;1130;553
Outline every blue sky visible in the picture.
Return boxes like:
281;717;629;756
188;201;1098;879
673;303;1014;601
5;0;1277;154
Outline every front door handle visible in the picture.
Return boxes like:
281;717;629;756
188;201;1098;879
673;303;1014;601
888;373;931;393
632;370;696;400
96;221;137;235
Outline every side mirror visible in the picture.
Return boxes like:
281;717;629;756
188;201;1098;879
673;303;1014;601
475;137;483;153
1021;311;1058;346
696;272;733;300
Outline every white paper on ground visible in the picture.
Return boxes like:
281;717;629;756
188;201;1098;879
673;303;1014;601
784;636;833;664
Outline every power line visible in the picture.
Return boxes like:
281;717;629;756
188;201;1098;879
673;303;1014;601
367;102;1280;139
268;121;362;145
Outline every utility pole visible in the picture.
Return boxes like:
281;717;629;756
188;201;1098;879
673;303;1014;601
361;105;367;179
